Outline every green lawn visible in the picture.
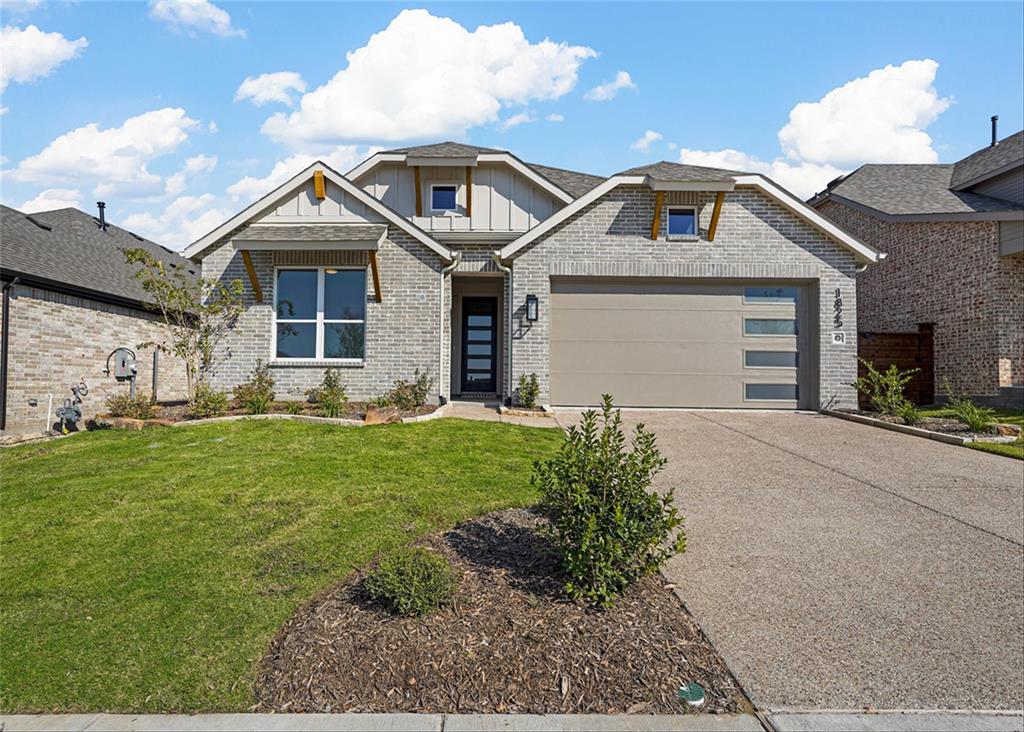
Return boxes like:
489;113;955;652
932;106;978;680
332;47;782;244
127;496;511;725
0;419;562;713
919;406;1024;460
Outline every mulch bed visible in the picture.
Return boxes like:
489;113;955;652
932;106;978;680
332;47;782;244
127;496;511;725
150;401;437;423
254;508;748;715
844;410;1008;439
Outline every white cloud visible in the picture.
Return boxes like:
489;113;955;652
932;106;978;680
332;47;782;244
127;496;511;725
546;113;565;123
121;194;231;250
11;107;199;198
500;110;535;131
260;9;596;146
0;24;88;92
20;187;82;213
677;59;951;198
225;145;376;202
235;71;307;107
164;153;217;196
584;70;635;102
148;0;245;38
630;129;662;153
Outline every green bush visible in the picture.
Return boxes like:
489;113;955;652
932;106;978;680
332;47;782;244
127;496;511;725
306;369;348;418
233;360;275;414
943;378;994;432
850;359;919;416
285;401;303;415
517;373;540;409
364;546;457;617
105;392;155;420
378;369;434;411
189;382;229;418
533;395;685;607
897;400;922;426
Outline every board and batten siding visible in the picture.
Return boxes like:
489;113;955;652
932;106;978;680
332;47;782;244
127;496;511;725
255;177;387;223
968;167;1024;205
356;162;560;232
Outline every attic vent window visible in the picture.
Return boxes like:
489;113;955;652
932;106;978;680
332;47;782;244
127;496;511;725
430;184;458;212
667;207;697;238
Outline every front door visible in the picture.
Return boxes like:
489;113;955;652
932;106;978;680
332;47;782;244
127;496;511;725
461;297;497;393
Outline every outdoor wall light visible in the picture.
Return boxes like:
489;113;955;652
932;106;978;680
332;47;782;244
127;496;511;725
526;294;539;322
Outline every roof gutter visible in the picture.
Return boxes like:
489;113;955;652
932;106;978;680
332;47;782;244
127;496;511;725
1;277;20;431
491;252;513;404
439;252;462;403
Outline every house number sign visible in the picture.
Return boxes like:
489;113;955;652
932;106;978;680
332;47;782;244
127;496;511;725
832;288;844;328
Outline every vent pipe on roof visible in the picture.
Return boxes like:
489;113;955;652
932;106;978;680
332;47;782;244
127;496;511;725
97;201;107;230
991;115;999;147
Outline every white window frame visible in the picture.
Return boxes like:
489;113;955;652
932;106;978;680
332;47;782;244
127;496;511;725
666;205;698;240
272;265;367;364
430;183;459;214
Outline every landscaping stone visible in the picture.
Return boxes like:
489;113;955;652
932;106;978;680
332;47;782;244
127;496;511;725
104;417;146;431
365;405;402;425
995;423;1021;437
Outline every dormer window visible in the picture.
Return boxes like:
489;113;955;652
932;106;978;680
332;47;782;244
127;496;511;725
667;207;697;239
431;184;458;213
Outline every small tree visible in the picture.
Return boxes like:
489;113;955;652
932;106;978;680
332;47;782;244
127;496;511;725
123;248;245;400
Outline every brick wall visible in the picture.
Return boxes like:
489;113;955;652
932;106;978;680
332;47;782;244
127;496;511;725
816;200;1023;396
201;230;447;401
509;185;861;408
0;284;190;434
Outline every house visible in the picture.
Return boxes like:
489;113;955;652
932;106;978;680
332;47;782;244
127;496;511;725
0;204;192;434
810;127;1024;408
183;142;881;410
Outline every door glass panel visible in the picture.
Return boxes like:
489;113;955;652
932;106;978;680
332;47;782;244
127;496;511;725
745;383;798;400
276;270;317;319
276;322;316;358
467;358;491;370
465;372;491;385
467;343;490;355
324;270;366;320
467;329;492;342
467;314;492;327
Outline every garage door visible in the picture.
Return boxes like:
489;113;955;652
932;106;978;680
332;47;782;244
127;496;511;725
549;279;815;409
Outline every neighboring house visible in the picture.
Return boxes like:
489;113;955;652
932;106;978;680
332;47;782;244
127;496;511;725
0;204;192;434
811;129;1024;408
183;142;881;410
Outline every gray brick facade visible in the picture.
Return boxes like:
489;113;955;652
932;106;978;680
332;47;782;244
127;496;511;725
505;185;861;409
0;284;190;434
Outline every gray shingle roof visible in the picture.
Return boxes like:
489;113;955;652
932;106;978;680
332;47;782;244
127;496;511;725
616;161;740;182
526;163;605;198
234;224;387;241
383;141;504;157
0;205;197;306
951;130;1024;189
821;164;1024;216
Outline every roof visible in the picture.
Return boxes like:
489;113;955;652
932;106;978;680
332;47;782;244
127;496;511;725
382;141;504;157
814;164;1024;217
525;163;605;198
0;205;196;307
616;161;741;182
950;130;1024;189
233;224;387;241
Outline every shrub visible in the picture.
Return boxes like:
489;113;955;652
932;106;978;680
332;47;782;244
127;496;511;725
190;382;229;418
105;392;155;420
285;401;303;415
306;369;348;418
897;400;922;426
364;546;457;617
850;359;919;416
943;378;994;432
533;395;685;607
517;373;540;409
233;360;275;415
378;369;434;411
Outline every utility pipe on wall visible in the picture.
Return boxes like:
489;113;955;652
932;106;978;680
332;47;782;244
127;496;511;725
0;277;20;432
439;252;462;403
491;252;513;404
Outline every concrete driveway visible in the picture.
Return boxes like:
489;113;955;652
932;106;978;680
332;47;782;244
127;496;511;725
559;410;1024;712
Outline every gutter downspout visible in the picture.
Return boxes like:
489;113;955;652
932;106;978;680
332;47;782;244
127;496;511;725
491;252;513;404
439;252;462;404
1;277;20;432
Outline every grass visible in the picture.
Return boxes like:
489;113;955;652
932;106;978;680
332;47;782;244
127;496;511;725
918;406;1024;460
0;419;562;713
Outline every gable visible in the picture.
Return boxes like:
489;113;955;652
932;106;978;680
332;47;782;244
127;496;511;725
256;177;386;223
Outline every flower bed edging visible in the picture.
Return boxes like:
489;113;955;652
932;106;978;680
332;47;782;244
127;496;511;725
498;404;553;418
400;403;450;424
168;413;364;428
822;409;1018;445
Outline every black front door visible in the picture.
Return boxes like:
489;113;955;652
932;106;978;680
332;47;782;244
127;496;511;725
461;297;497;393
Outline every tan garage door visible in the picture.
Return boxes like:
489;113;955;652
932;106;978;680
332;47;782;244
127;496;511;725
549;279;816;409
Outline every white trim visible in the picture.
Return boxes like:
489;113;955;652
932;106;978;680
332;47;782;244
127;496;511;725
429;183;460;214
733;175;882;263
498;176;647;259
648;179;735;192
408;156;477;168
183;161;452;261
234;240;379;252
346;153;404;180
476;153;575;204
272;265;367;364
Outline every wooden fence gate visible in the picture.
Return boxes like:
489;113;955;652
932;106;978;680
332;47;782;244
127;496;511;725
857;323;935;407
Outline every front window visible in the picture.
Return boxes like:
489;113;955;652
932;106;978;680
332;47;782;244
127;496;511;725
275;267;366;360
431;184;458;212
667;207;697;238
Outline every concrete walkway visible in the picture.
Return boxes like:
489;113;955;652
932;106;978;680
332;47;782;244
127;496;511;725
446;400;558;428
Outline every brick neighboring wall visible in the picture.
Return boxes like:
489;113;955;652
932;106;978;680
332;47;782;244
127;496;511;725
0;285;190;434
202;230;446;401
816;200;1024;396
510;185;861;409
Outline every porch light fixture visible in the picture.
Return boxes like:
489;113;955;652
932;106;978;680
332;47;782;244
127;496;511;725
526;294;539;322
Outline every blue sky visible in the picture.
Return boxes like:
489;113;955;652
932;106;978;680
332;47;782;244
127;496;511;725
1;1;1022;249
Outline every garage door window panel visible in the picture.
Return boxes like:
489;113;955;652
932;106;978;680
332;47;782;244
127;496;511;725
744;318;798;336
745;350;799;368
745;383;799;401
743;286;799;304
